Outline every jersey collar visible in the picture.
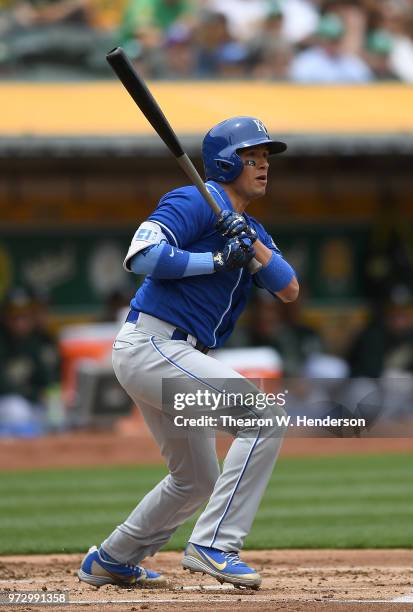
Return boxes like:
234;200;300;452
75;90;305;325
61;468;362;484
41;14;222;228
205;180;235;212
206;180;255;223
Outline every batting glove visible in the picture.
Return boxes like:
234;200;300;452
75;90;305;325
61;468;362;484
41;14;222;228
215;210;258;243
213;236;255;272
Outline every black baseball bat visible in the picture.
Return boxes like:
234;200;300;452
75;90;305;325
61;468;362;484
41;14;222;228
106;47;261;272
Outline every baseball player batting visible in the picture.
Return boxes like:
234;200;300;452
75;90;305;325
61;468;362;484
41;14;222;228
78;116;299;590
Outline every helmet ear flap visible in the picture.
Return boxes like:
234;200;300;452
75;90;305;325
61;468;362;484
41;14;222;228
212;152;243;183
228;151;244;182
215;158;234;173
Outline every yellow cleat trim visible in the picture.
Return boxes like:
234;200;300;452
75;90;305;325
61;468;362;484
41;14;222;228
201;552;227;571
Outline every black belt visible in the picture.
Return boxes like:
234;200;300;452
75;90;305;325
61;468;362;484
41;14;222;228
126;310;209;354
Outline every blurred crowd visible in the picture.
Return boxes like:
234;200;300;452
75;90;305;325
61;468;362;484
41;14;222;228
1;0;413;81
0;288;62;436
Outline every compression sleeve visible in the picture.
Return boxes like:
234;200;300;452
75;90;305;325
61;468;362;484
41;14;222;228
130;243;214;279
255;252;296;293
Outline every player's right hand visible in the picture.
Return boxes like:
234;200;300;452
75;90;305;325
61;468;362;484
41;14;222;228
213;236;255;272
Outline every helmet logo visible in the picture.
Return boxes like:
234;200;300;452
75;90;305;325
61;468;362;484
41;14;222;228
253;119;269;136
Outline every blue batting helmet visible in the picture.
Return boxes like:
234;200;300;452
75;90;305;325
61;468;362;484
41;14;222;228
202;116;287;183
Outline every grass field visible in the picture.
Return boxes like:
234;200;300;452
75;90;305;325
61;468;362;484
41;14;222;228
1;453;412;555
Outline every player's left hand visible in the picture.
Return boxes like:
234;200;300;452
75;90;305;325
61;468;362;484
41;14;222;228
215;211;257;243
213;235;255;272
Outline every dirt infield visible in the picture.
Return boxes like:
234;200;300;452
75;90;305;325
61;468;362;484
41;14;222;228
1;425;412;471
1;550;412;611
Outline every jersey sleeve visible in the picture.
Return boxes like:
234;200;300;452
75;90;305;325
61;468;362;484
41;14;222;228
252;222;285;290
148;187;216;249
123;221;168;271
258;226;283;256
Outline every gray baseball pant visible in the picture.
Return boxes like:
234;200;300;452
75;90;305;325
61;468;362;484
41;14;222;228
101;313;286;565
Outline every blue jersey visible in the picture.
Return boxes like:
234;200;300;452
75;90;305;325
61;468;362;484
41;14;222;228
131;181;281;348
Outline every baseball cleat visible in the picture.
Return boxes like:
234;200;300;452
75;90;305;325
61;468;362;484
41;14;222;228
77;545;167;588
182;542;261;589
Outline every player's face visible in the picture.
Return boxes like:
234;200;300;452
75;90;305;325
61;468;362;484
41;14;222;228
235;145;270;202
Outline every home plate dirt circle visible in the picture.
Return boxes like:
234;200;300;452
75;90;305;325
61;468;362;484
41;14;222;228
1;550;413;612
